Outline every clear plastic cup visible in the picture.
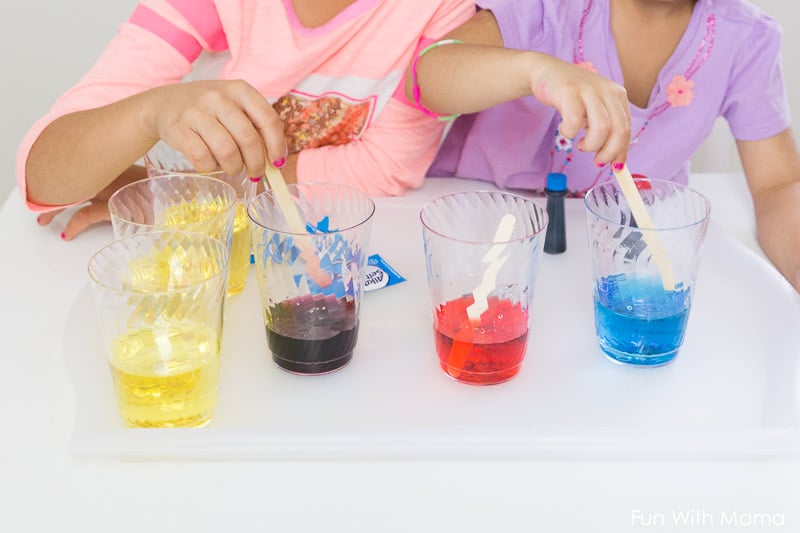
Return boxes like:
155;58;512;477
248;183;375;375
420;190;548;385
584;178;711;366
144;141;255;295
108;173;237;294
87;231;229;427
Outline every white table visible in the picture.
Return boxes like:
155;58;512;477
2;174;799;532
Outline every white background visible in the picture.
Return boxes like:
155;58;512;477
1;1;797;202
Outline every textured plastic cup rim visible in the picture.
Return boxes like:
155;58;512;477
142;156;234;179
108;173;237;230
583;178;711;232
143;146;226;173
247;181;376;235
87;230;230;295
143;165;249;197
142;141;231;176
146;166;229;178
419;189;549;245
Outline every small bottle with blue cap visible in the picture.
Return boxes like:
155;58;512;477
544;172;567;254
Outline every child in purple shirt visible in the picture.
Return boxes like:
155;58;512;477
410;0;800;293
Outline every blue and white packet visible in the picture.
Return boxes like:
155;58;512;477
363;254;406;292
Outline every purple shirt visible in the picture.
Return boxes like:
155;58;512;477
430;0;791;194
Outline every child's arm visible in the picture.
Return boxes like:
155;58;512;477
738;128;800;293
34;165;149;240
406;9;631;167
26;80;287;209
20;0;289;213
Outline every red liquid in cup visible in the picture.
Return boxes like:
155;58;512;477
434;295;529;385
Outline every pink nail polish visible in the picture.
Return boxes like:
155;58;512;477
613;162;624;171
60;232;67;240
273;158;286;169
596;162;606;168
37;215;43;224
249;176;262;183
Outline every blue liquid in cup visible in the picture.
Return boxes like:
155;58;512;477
594;274;691;366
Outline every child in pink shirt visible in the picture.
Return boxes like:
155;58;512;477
18;0;475;239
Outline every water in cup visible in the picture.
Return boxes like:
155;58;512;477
434;294;529;384
266;293;359;374
594;274;691;366
110;324;220;427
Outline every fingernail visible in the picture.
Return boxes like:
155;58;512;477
273;158;286;169
37;215;43;225
60;232;67;240
249;176;262;183
613;162;624;171
596;161;606;168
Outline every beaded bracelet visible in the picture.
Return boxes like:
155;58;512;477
411;38;464;121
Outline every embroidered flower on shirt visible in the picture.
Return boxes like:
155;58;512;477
576;61;599;74
666;75;695;107
554;130;573;152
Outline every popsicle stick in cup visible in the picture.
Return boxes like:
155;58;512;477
612;164;675;291
262;162;332;288
447;214;517;377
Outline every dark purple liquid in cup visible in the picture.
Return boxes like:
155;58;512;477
266;294;358;374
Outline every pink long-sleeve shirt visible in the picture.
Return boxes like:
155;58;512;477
17;0;475;211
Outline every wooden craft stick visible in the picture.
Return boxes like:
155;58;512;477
612;165;675;291
262;163;332;288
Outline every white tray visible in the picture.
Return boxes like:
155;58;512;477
65;196;800;460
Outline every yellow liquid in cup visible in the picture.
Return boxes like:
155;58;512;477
125;243;222;293
162;200;249;296
110;325;220;428
227;203;251;296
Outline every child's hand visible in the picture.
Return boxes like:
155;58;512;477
146;80;288;179
526;52;631;167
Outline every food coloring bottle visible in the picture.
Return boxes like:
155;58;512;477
544;172;567;254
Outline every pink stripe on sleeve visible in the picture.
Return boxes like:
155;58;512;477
167;0;229;52
130;4;203;62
